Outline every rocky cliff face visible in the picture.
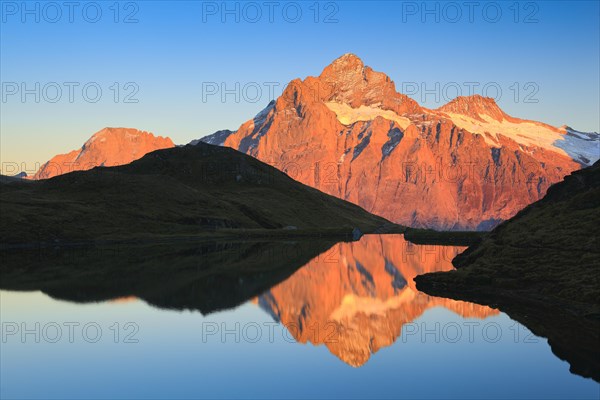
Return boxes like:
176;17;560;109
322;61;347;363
204;54;597;230
34;128;174;179
257;235;498;367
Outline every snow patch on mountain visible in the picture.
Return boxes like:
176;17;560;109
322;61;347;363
329;291;416;321
325;102;411;129
444;112;563;150
554;127;600;166
254;100;275;123
444;113;599;165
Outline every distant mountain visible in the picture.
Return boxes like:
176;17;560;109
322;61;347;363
436;96;599;167
192;129;234;146
33;127;174;180
0;143;394;246
416;160;600;381
12;172;28;179
197;54;599;230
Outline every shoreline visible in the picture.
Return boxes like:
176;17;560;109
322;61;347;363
0;224;407;251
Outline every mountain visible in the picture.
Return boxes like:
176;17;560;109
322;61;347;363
0;142;395;246
198;54;599;230
415;161;600;381
33;127;175;179
12;172;28;179
257;234;497;367
190;129;233;146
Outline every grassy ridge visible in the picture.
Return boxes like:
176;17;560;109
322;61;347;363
415;161;600;381
0;143;397;247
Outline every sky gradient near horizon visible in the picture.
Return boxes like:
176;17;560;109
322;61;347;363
1;0;599;174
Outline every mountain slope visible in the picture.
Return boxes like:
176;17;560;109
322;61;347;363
0;143;394;246
200;54;597;230
33;127;175;179
415;161;600;381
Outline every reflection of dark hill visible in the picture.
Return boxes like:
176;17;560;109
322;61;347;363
0;143;391;247
0;239;335;314
416;161;600;382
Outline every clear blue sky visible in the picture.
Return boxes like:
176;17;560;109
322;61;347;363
1;0;599;173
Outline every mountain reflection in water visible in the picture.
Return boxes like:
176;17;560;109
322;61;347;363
255;235;497;366
2;234;595;382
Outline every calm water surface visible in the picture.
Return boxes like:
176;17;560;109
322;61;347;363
1;235;598;399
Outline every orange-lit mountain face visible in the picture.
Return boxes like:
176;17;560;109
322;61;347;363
205;54;597;230
33;128;174;179
257;234;498;367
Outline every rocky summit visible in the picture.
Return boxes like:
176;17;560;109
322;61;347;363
33;128;174;180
